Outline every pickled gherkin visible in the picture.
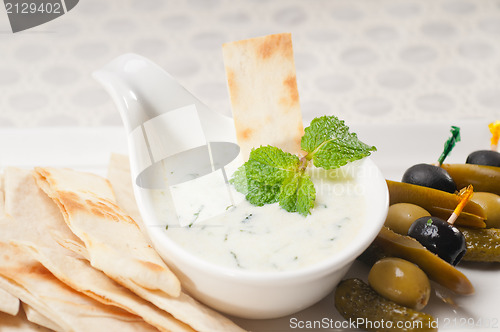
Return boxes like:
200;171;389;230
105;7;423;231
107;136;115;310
335;278;437;332
459;227;500;262
387;180;486;228
359;227;474;295
441;163;500;196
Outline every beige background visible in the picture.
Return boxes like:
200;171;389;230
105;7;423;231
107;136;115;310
0;0;499;128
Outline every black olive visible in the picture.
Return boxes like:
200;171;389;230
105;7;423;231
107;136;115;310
466;150;500;167
407;216;466;266
401;163;457;193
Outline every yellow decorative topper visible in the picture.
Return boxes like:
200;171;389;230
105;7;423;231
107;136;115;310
489;120;500;151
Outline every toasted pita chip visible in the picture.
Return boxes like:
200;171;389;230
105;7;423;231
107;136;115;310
0;173;20;317
50;229;91;261
118;281;247;332
2;168;154;332
0;172;4;218
34;167;181;298
0;303;52;332
107;155;247;332
0;287;19;316
3;167;191;332
223;33;304;159
0;172;20;318
0;242;157;332
18;243;195;332
36;166;246;332
107;153;146;236
49;235;245;332
22;303;63;332
3;168;85;249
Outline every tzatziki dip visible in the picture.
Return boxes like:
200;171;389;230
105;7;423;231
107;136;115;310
153;160;367;272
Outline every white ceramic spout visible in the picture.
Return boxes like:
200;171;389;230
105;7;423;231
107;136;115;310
93;53;240;186
92;53;390;319
93;53;241;225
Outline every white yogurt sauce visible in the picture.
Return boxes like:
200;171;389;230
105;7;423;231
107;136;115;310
153;161;367;272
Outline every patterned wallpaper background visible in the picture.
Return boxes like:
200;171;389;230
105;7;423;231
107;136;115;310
1;0;500;128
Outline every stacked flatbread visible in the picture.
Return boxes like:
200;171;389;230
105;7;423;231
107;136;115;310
0;165;246;331
0;32;304;331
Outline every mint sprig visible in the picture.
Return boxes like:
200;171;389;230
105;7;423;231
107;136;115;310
301;116;377;169
230;146;314;215
230;115;376;216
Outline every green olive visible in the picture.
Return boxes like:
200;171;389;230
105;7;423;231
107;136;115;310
384;203;430;235
362;227;474;295
368;257;431;310
471;192;500;228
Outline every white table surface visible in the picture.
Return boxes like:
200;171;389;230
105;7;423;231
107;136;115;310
0;122;498;332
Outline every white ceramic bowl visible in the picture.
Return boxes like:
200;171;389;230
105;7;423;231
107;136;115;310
137;157;389;319
94;53;389;319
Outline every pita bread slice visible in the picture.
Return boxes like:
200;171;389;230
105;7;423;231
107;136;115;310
35;167;246;332
22;303;63;332
0;287;19;316
107;153;146;236
117;281;247;332
17;242;195;332
107;155;247;332
0;173;20;317
223;33;304;160
3;167;86;249
0;241;158;332
0;254;70;331
0;172;5;218
34;167;181;298
0;303;52;332
51;229;91;261
2;168;192;332
48;240;246;332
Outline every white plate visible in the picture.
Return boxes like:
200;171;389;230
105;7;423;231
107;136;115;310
1;120;499;332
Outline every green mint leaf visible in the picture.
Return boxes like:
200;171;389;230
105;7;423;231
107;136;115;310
245;177;281;206
278;172;315;216
248;145;299;175
296;174;316;215
301;115;376;170
278;173;300;212
230;162;281;205
230;115;375;216
230;146;300;207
